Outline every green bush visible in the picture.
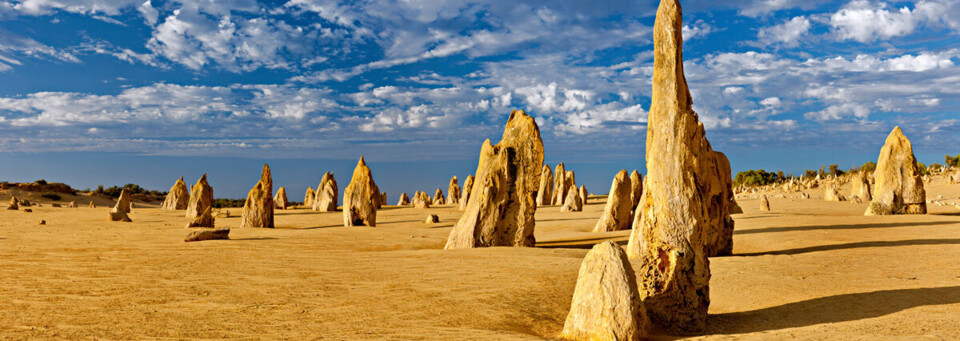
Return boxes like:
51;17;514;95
859;162;877;172
733;169;780;187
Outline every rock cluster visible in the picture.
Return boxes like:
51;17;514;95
561;241;648;341
865;127;927;215
445;110;544;249
594;170;633;232
824;185;846;202
624;0;734;330
413;191;431;209
161;176;190;210
240;164;274;228
343;156;379;227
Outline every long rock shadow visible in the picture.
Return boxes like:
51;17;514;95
735;221;957;235
536;217;603;223
538;236;629;249
736;238;960;257
707;286;960;334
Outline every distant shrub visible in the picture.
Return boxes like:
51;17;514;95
859;162;877;172
734;169;780;187
35;179;47;185
41;193;61;201
212;198;245;208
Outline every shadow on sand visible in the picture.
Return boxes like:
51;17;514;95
735;221;957;235
736;238;960;257
706;285;960;335
537;236;629;249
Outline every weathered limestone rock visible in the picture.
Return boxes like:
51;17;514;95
624;0;734;330
240;164;275;228
760;195;771;211
444;110;543;249
68;201;77;208
413;191;431;209
425;214;439;224
274;186;289;210
865;127;926;215
185;206;215;228
594;170;633;232
313;172;339;212
447;176;461;205
579;185;589;206
381;192;388;206
161;176;189;210
630;170;643;210
304;187;315;208
88;201;96;208
553;163;567;205
184;228;230;242
459;175;475;211
850;171;872;201
397;193;411;206
186;174;214;219
115;188;132;213
561;241;648;341
433;188;445;206
107;189;132;222
536;165;554;206
7;197;19;210
565;171;577;198
343;156;379;227
561;187;583;212
824;185;845;202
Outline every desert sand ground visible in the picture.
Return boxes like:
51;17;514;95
1;178;959;340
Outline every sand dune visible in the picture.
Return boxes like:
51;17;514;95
0;185;958;339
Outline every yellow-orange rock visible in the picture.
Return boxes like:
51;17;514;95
447;176;460;205
561;187;582;212
594;170;632;232
274;186;289;210
240;164;274;228
313;172;338;212
433;188;445;206
184;228;229;242
185;174;213;219
459;175;474;211
851;171;872;201
342;156;378;226
865;127;926;215
536;165;554;206
304;187;315;207
552;163;567;205
444;110;543;249
161;176;189;210
185;206;215;228
397;193;410;206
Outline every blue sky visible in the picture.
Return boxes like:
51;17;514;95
0;0;958;198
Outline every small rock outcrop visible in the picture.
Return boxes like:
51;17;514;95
447;176;461;205
824;185;845;202
561;241;648;341
304;187;316;208
760;195;771;211
161;176;190;210
342;157;379;227
68;201;77;208
579;185;588;206
275;186;289;210
413;191;431;209
536;165;554;206
459;175;475;211
630;170;643;210
397;193;411;206
445;110;544;249
552;163;568;205
186;174;214;219
594;170;633;232
561;187;583;212
851;171;872;201
313;172;339;212
185;207;215;228
107;189;133;222
425;214;439;224
7;197;19;210
433;188;445;206
865;127;926;215
240;164;274;228
88;201;96;208
184;228;230;242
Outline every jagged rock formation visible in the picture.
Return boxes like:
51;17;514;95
425;214;439;224
851;171;872;201
561;241;648;341
186;174;214;219
561;187;583;212
186;207;215;228
447;176;460;205
865;127;926;215
760;195;771;211
275;187;289;210
343;157;379;227
460;175;475;211
161;176;190;210
630;170;643;210
184;228;230;242
825;185;845;202
579;185;588;206
107;188;133;222
7;197;19;210
89;201;96;208
536;165;554;206
624;0;734;331
314;172;339;212
397;193;411;206
444;110;543;249
304;187;315;208
413;191;431;209
594;170;633;232
433;188;445;206
552;163;567;205
240;164;275;228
